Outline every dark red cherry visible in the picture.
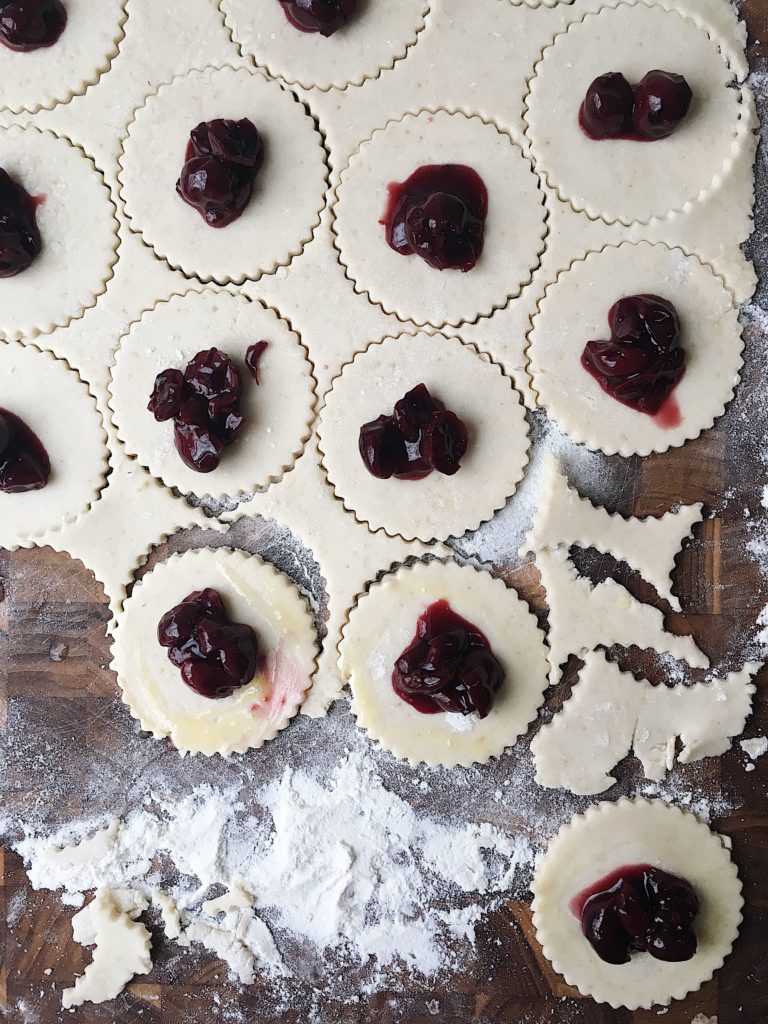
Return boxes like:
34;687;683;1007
0;407;50;493
645;927;698;963
633;71;693;141
421;410;468;476
180;659;242;699
177;119;261;229
245;340;268;383
580;73;634;138
148;368;184;422
358;414;407;479
581;891;631;965
609;294;681;352
184;347;241;401
197;617;258;683
189;119;261;168
0;167;42;278
278;0;356;36
0;0;66;52
207;393;245;442
173;397;223;473
393;383;443;442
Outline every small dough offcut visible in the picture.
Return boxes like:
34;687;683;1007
532;798;742;1008
339;559;549;767
528;242;742;456
112;547;317;756
318;332;529;541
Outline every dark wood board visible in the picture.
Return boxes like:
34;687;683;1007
2;3;768;1022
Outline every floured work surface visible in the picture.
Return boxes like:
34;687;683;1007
0;0;767;1022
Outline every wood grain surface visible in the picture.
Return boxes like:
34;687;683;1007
1;4;767;1023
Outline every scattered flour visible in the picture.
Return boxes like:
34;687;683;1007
740;735;768;761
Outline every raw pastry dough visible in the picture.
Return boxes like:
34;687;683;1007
524;3;748;224
524;453;703;610
62;888;152;1009
0;126;118;341
0;340;108;549
338;559;549;767
109;289;316;500
532;798;743;1008
318;332;529;542
112;547;317;756
0;0;127;114
532;651;759;794
220;0;429;91
533;548;709;682
527;242;742;456
119;66;328;284
333;110;546;328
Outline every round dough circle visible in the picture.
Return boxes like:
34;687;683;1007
119;66;328;284
109;290;316;499
528;242;742;456
0;340;108;548
339;559;549;767
531;798;743;1009
0;126;118;340
113;547;317;756
333;110;546;328
221;0;429;91
524;3;746;224
0;0;127;114
318;332;529;541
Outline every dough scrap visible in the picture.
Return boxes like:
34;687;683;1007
534;548;709;683
62;888;152;1009
523;453;703;610
532;651;760;794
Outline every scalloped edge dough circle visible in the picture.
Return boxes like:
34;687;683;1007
119;66;328;284
318;332;529;541
0;340;108;549
109;290;316;500
338;559;549;767
333;110;546;328
524;3;746;225
220;0;429;91
531;798;743;1009
112;547;317;757
0;126;118;341
0;0;127;114
528;242;742;456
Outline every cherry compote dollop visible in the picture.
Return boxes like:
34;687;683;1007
580;70;693;141
358;383;468;481
158;588;259;699
0;0;66;52
575;864;699;965
176;118;262;228
382;164;488;272
245;340;268;384
392;599;504;717
278;0;356;35
0;168;42;277
581;294;685;416
148;347;250;473
0;407;50;492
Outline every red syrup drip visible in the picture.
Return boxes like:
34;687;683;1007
569;863;652;918
653;393;682;429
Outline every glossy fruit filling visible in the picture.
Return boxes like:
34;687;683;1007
158;587;259;699
382;164;488;272
580;71;693;141
0;407;50;492
176;118;262;228
245;340;268;383
581;294;686;417
0;167;42;278
0;0;66;52
392;599;504;717
358;383;468;481
574;864;699;965
278;0;356;35
148;347;252;473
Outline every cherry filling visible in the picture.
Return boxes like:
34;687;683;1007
148;347;251;473
580;71;693;141
392;599;504;718
574;864;699;965
358;383;468;481
176;118;262;229
245;340;268;384
158;588;259;699
278;0;356;35
382;164;488;272
581;294;686;417
0;407;50;492
0;168;42;278
0;0;66;52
